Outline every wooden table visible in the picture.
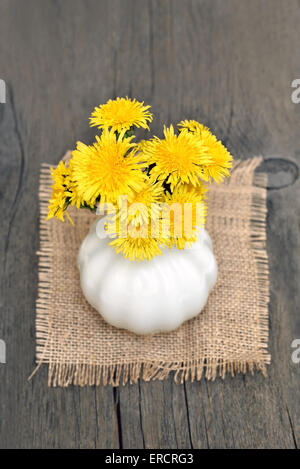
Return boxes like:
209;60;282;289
0;0;299;449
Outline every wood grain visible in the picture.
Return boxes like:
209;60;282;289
0;0;300;448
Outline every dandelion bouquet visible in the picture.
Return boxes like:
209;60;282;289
47;97;232;261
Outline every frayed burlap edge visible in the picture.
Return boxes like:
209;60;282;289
34;157;270;387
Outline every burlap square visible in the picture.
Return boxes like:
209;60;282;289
36;157;270;387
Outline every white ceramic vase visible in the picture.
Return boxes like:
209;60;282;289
78;221;217;335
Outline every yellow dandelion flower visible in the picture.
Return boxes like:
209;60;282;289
109;220;164;261
90;97;153;133
163;183;207;249
178;120;233;183
140;125;212;191
47;161;73;223
110;235;162;262
178;119;209;133
104;180;164;247
199;131;233;183
136;139;153;167
64;158;85;209
121;179;164;226
71;129;145;206
137;139;151;153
